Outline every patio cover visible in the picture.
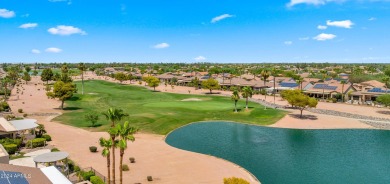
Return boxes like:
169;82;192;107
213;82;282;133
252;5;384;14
9;119;38;132
40;166;72;184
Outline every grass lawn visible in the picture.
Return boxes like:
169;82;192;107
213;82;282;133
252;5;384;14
53;80;287;135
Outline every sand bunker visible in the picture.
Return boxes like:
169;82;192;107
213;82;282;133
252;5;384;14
181;98;203;101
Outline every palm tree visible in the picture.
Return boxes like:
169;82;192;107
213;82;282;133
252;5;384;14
99;137;113;184
78;63;87;95
114;122;138;184
231;90;240;112
241;86;253;109
102;108;128;184
296;76;304;90
320;70;328;100
260;69;271;100
340;80;346;102
382;76;390;93
271;68;277;105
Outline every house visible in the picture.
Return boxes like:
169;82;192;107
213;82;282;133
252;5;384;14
0;163;72;184
0;118;39;139
304;81;355;99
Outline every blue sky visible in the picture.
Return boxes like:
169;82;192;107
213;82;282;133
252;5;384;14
1;0;390;63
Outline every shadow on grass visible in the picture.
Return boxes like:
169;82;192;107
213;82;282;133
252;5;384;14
205;92;221;95
377;110;390;115
151;90;161;92
62;107;82;111
289;114;318;120
87;124;103;128
68;96;81;101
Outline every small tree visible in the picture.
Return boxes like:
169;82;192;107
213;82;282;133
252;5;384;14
32;70;38;76
223;177;250;184
202;78;220;94
41;68;54;85
78;62;87;95
377;94;390;107
115;72;127;84
22;72;31;84
85;113;99;127
46;81;77;109
285;91;318;118
231;90;240;112
146;76;160;91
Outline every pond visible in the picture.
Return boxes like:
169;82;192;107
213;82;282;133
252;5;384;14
165;121;390;184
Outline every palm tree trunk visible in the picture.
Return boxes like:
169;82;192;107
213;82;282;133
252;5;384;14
111;136;116;184
81;72;84;95
234;101;237;112
120;150;124;184
107;154;111;184
246;98;248;109
273;76;276;105
341;84;344;102
300;109;303;118
61;100;64;110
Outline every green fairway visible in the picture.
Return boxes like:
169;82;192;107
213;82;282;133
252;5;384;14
53;80;287;135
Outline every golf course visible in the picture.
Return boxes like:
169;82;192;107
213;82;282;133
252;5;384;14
53;80;286;134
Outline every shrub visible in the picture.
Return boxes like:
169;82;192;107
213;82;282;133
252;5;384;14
26;138;46;148
0;138;22;147
129;157;135;163
3;144;18;154
51;148;60;152
42;134;52;141
90;176;105;184
1;102;9;110
81;170;95;181
89;146;97;152
147;176;153;181
122;164;129;171
331;98;337;103
223;177;250;184
23;113;28;117
18;109;23;113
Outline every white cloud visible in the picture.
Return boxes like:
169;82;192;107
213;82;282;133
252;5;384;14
48;0;71;4
368;17;376;21
0;9;15;18
48;25;86;36
284;41;293;45
19;23;38;29
194;56;206;61
45;47;62;53
211;14;234;23
313;33;336;41
153;43;170;49
317;25;327;30
31;49;41;54
299;37;310;40
326;20;354;28
287;0;326;7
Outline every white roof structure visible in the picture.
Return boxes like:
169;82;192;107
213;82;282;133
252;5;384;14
0;118;38;133
40;166;72;184
34;152;69;163
9;119;39;131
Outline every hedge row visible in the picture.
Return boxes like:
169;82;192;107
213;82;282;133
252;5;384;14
2;144;17;154
26;138;46;148
90;176;105;184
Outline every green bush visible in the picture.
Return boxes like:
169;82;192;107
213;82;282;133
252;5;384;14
42;134;52;141
3;144;18;154
0;90;11;96
81;170;95;181
122;164;129;171
89;146;97;152
0;101;9;111
23;113;28;117
51;148;60;152
18;109;23;113
90;176;105;184
223;177;250;184
26;138;46;148
0;138;22;147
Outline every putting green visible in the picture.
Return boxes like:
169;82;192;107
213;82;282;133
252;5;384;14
53;80;286;134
